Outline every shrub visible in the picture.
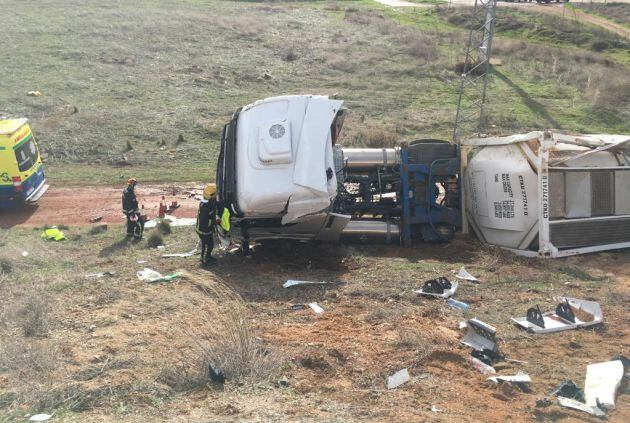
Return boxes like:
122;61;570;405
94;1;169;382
146;230;164;248
157;219;172;235
16;298;50;337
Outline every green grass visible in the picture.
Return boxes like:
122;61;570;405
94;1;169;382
0;0;628;185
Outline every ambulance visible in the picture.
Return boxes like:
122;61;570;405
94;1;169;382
0;118;49;206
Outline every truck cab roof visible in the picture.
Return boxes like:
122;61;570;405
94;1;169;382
0;118;28;135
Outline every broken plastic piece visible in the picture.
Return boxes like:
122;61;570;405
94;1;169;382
512;297;602;334
414;277;458;298
283;280;330;288
557;396;606;418
430;405;444;413
387;368;410;389
488;372;531;384
29;414;52;422
461;318;500;355
89;216;103;223
446;298;470;311
136;268;182;283
162;248;198;258
550;380;585;403
584;360;624;411
470;356;496;374
308;302;324;315
455;266;478;282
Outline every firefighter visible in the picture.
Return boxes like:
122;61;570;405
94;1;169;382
122;178;143;238
196;184;219;266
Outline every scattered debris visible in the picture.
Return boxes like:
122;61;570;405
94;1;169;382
488;372;531;384
208;363;226;385
278;377;290;388
41;227;66;241
28;414;52;422
283;279;331;288
308;302;324;315
85;271;116;279
162;248;198;258
455;266;478;282
89;216;103;223
27;90;43;97
584;360;624;411
137;260;147;264
550;380;585;402
511;297;602;334
290;304;306;311
136;268;182;283
535;398;552;408
145;216;196;228
470;356;496;374
557;396;606;418
446;298;470;311
21;251;28;257
430;405;444;413
413;277;458;298
458;321;467;329
387;368;410;389
461;319;500;356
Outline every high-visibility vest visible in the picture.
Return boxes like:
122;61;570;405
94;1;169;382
220;208;230;232
41;228;66;241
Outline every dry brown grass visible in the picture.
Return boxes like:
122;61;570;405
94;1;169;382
350;125;399;148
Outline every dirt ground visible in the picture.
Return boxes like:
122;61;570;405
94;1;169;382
1;205;628;422
0;185;201;229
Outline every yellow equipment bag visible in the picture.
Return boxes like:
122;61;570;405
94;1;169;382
41;228;66;241
220;208;231;232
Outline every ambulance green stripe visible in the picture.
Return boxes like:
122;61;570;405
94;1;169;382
12;133;33;150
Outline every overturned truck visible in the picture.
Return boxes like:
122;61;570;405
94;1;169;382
215;95;460;247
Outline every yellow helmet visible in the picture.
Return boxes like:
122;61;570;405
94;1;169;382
203;184;217;200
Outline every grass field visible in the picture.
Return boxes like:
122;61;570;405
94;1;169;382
0;0;628;184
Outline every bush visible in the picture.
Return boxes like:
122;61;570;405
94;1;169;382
16;298;50;337
0;257;13;274
146;230;164;248
157;219;172;235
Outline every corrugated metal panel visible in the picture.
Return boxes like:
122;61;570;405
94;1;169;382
615;171;630;215
565;172;591;218
550;217;630;248
549;171;565;219
590;171;614;216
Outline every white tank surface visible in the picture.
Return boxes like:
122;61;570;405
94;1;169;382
234;95;343;223
463;131;630;258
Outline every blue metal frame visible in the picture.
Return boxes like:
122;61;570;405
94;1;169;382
400;148;461;245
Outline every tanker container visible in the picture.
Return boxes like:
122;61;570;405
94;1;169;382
463;131;630;258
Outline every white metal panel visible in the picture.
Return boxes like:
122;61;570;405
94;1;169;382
565;172;591;218
234;95;341;217
615;171;630;215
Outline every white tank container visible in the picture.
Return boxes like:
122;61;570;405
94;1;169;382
463;132;630;257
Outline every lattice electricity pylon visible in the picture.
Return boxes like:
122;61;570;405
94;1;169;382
453;0;498;143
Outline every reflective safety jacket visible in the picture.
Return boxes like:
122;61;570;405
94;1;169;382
196;199;217;236
41;228;66;241
122;186;138;214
